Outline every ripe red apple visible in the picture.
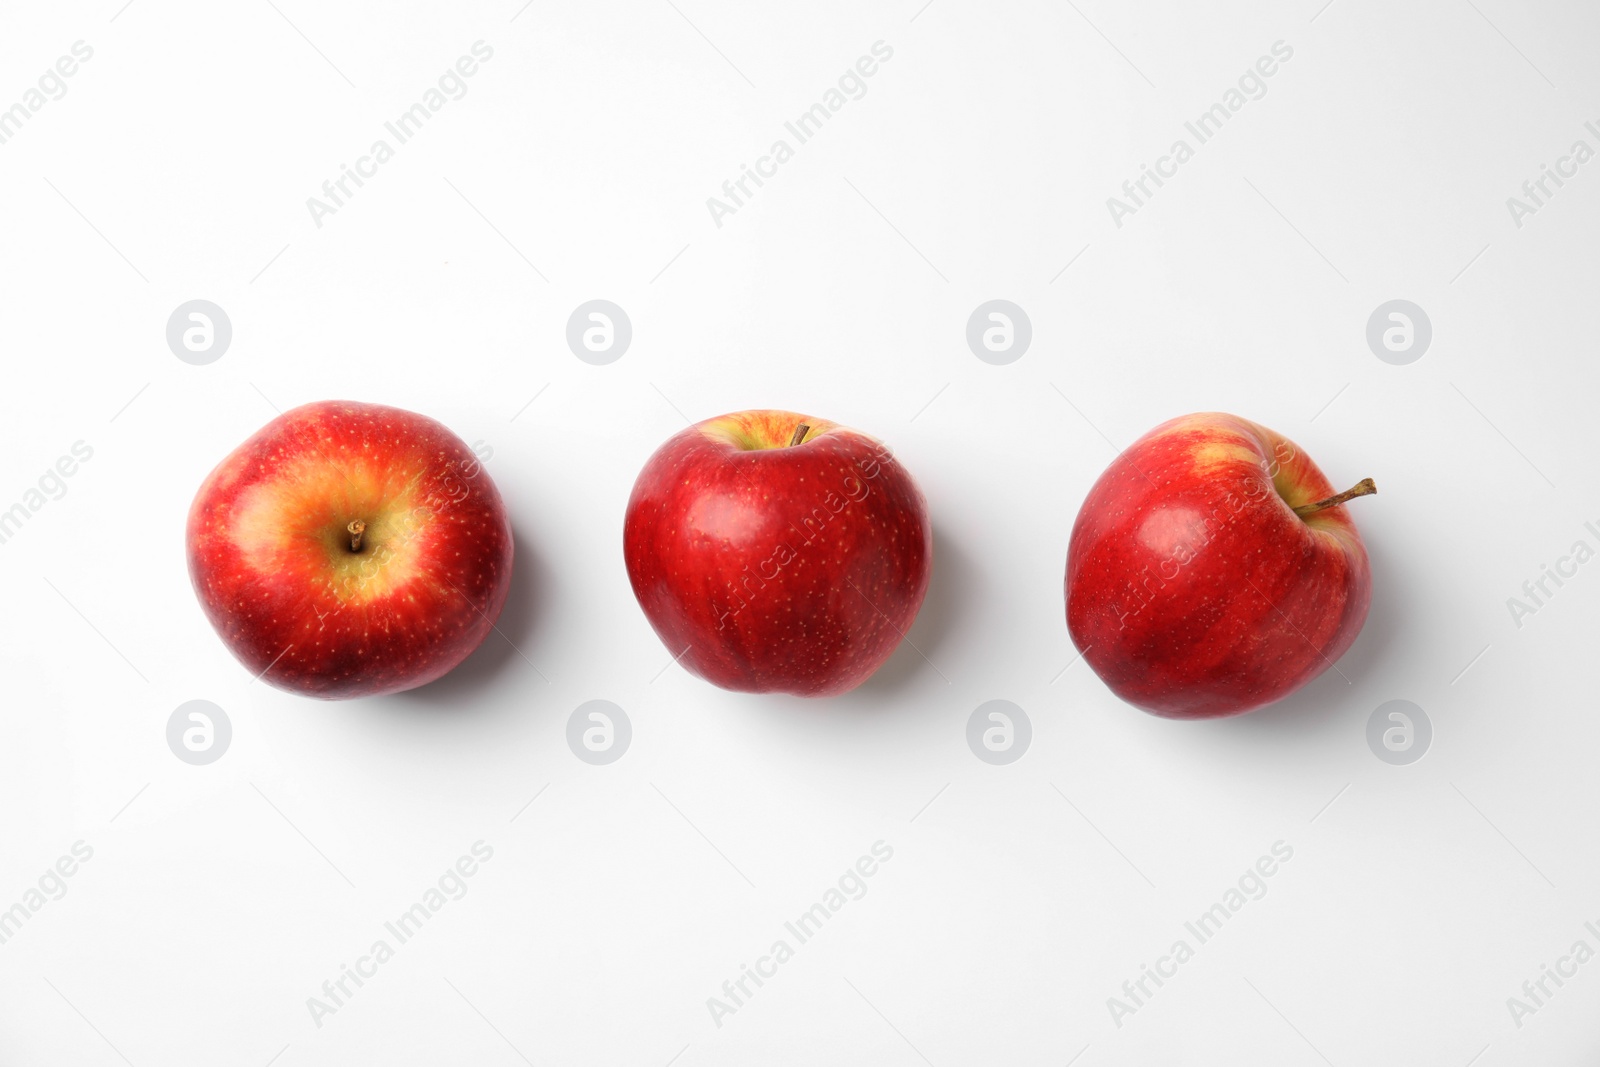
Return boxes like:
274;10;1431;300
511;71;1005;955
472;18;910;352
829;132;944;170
1065;413;1374;719
187;400;513;699
624;410;932;697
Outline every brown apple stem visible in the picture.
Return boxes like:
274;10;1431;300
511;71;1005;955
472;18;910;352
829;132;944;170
1293;478;1376;517
788;424;810;447
347;520;367;552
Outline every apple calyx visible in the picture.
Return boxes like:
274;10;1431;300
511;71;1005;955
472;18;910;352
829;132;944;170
347;520;368;552
1293;477;1376;518
788;423;810;447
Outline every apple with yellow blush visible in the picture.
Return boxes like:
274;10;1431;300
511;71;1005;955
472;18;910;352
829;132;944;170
186;401;513;698
1066;413;1374;719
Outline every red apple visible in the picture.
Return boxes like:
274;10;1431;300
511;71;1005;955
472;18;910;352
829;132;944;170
624;410;932;697
1065;413;1374;718
187;401;513;699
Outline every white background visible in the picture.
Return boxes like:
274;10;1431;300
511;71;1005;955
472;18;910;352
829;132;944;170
1;0;1597;1063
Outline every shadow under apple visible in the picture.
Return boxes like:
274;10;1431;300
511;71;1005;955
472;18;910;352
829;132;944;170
757;524;977;714
388;522;552;711
1198;535;1401;741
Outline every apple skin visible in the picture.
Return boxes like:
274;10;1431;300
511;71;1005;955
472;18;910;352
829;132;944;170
1065;413;1372;719
623;410;932;697
186;401;513;699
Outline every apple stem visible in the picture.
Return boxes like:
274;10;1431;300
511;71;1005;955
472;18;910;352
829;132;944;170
1293;478;1376;518
347;520;367;552
788;424;810;447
